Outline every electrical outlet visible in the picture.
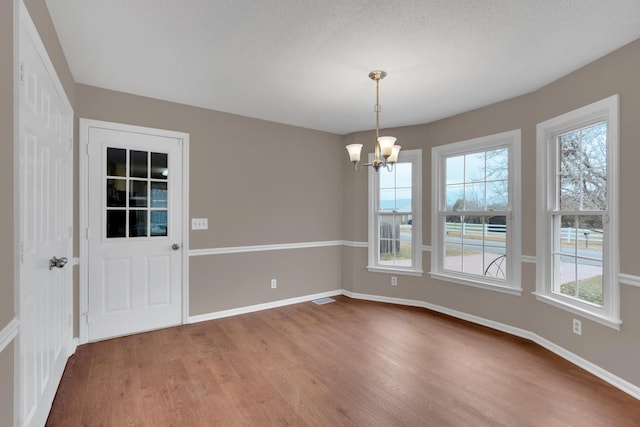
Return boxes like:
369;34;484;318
391;276;397;286
572;319;582;335
191;218;208;230
271;279;277;289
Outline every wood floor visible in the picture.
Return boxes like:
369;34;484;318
47;296;639;426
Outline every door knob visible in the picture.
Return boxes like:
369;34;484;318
49;256;68;270
172;244;181;250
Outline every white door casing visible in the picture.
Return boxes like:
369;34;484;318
80;120;190;342
16;2;74;426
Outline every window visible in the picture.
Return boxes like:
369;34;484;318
431;130;521;294
368;149;422;276
536;95;620;329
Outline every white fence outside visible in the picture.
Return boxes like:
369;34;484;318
445;222;603;244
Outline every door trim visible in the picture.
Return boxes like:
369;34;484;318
79;119;190;344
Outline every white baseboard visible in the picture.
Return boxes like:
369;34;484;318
343;290;640;400
188;289;343;324
0;318;19;353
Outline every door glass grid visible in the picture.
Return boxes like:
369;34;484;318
106;147;168;238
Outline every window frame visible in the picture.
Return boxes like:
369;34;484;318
367;149;423;276
431;130;522;295
535;95;621;329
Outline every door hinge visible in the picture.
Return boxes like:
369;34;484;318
83;312;90;324
19;240;24;264
19;62;25;86
86;227;90;239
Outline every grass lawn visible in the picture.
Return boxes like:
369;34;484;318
560;276;603;305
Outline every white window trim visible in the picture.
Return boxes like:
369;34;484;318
430;130;522;295
367;149;423;276
535;95;621;330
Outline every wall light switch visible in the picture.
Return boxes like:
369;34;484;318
191;218;208;230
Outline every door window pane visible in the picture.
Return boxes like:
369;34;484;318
107;179;126;207
151;211;168;236
151;152;168;179
129;210;147;237
130;150;148;178
129;180;148;207
107;210;126;238
106;148;126;177
151;182;168;208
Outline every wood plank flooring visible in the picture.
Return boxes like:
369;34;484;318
47;296;640;426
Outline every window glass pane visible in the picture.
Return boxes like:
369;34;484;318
465;152;485;182
445;215;462;243
560;215;578;257
558;257;603;306
561;215;604;258
485;217;507;247
379;189;395;211
446;156;464;184
486;180;508;210
486;148;508;180
130;180;148;207
151;211;168;236
130;150;148;178
461;216;484;246
444;243;463;272
151;152;168;179
379;214;399;259
129;210;147;237
395;188;412;211
395;163;412;188
106;210;126;238
445;184;464;211
582;122;607;170
484;250;507;279
379;167;394;189
151;182;168;208
378;214;412;267
578;215;604;256
559;122;607;211
576;260;603;306
464;182;485;210
106;148;126;177
461;245;484;275
107;179;126;207
582;169;606;210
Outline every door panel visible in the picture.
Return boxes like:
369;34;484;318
87;126;184;342
18;3;74;426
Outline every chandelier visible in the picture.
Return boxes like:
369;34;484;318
346;70;400;172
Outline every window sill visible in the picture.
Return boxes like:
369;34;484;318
429;271;522;296
533;292;622;330
367;266;423;277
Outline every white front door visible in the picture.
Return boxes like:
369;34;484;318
84;121;186;342
17;3;74;426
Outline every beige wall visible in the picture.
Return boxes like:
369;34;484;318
342;39;640;388
75;84;346;316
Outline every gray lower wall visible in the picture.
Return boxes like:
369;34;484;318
190;246;342;315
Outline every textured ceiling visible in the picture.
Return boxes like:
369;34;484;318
46;0;640;135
